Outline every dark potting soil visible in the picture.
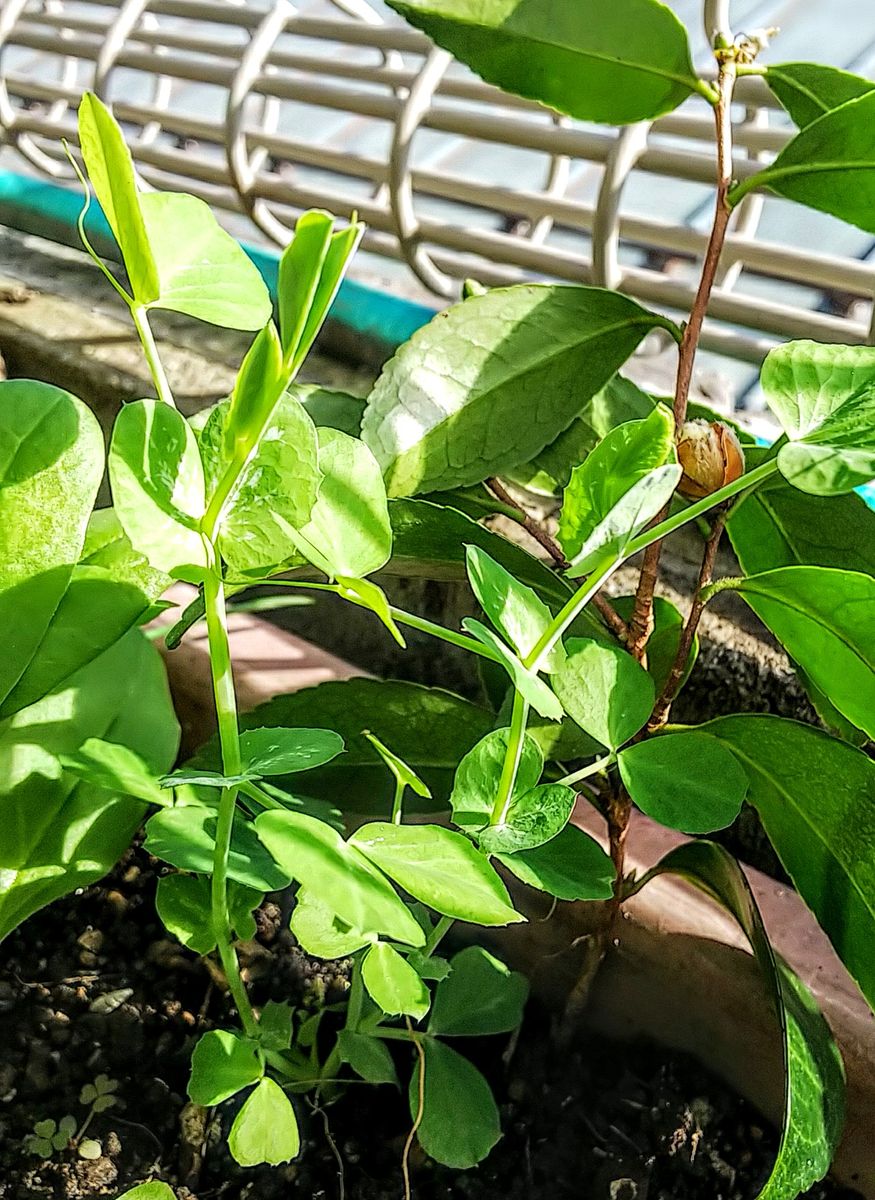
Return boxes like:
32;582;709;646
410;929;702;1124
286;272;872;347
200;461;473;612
0;845;864;1200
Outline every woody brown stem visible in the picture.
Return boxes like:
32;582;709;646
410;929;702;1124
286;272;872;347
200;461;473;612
648;506;727;730
487;477;628;640
625;56;737;663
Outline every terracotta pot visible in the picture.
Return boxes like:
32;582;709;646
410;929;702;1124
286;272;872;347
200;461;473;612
154;590;875;1198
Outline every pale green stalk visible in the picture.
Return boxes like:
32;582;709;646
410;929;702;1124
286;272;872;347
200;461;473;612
490;689;529;825
557;755;613;788
131;305;175;409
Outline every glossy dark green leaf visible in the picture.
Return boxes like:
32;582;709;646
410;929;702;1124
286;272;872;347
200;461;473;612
362;942;430;1020
199;390;321;574
559;407;680;576
109;399;208;580
229;1078;300;1166
289;428;392;579
238;727;344;776
497;823;615;901
0;632;178;940
201;678;494;813
145;805;291;891
188;1028;262;1105
730;567;875;740
411;1039;500;1168
479;783;575;854
617;729;748;833
338;1029;399;1087
462;619;563;720
508;374;656;496
704;715;875;1013
766;62;875;129
256;811;425;946
429;946;527;1036
648;841;845;1200
351;822;523;926
385;498;584;615
0;380;104;713
795;667;867;747
386;0;701;125
552;637;654;750
361;285;677;497
155;874;261;953
727;461;875;576
449;728;543;831
731;91;875;234
466;545;564;671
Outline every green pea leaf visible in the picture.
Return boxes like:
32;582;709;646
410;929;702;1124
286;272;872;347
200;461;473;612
497;823;615;901
202;678;494;813
429;945;527;1036
229;1077;300;1167
361;285;677;497
411;1039;500;1168
647;841;845;1200
298;384;366;436
145;806;291;891
465;545;564;671
139;192;272;330
115;1184;176;1200
338;1029;399;1087
257;1001;293;1052
109;400;208;581
730;90;875;234
479;783;575;854
188;1029;262;1105
462;619;563;720
156;874;261;953
618;729;748;833
552;637;654;751
385;0;701;125
364;732;431;799
256;811;425;946
77;92;159;303
199;390;321;574
362;942;430;1020
558;407;680;577
766;62;875;129
290;888;372;958
277;211;334;363
222;322;285;458
507;374;656;496
289;428;392;579
728;567;875;741
704;715;875;1013
336;575;406;647
60;737;167;807
450;728;543;831
0;631;179;940
351;822;523;926
238;727;344;776
0;381;104;714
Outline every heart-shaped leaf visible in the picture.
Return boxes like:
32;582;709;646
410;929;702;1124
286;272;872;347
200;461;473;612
429;945;527;1037
497;823;615;901
479;783;575;854
362;942;430;1020
450;728;543;831
410;1039;500;1168
290;888;373;958
229;1078;300;1166
188;1029;262;1105
338;1029;399;1087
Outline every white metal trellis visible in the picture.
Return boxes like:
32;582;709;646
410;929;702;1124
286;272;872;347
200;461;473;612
0;0;874;371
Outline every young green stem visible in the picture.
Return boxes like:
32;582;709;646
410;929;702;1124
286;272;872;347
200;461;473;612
391;777;406;824
131;305;175;409
557;755;613;789
202;568;257;1039
625;53;738;662
423;915;453;958
490;690;530;824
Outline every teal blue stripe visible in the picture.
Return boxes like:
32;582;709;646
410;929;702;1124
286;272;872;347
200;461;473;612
0;168;436;348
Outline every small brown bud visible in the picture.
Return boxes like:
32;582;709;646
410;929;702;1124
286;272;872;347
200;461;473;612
676;419;745;499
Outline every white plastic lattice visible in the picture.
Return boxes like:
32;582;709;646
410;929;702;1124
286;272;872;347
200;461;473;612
1;0;874;372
